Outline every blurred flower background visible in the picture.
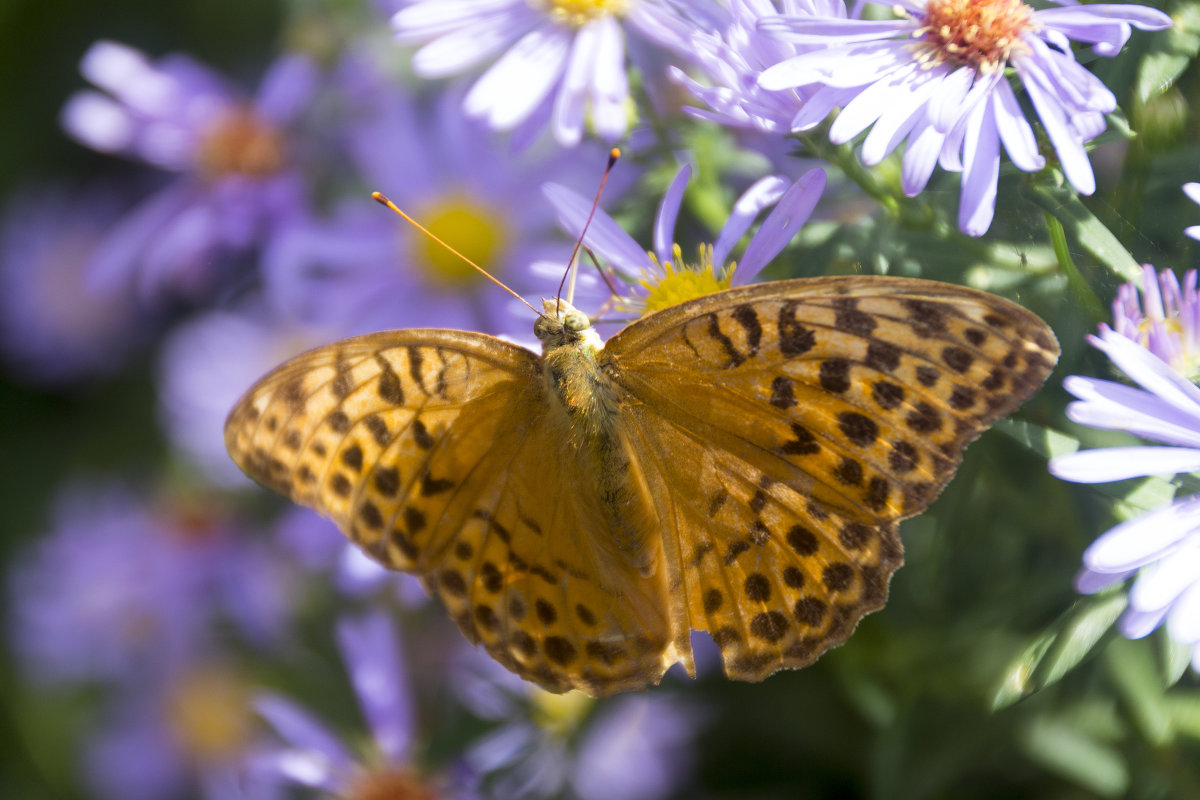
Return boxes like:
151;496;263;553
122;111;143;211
3;0;1200;798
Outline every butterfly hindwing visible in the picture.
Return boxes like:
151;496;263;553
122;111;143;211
605;276;1059;678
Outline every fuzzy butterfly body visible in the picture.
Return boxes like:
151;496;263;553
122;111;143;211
225;276;1058;696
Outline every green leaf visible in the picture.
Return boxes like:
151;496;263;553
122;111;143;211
1106;637;1175;746
1160;633;1194;687
1166;690;1200;740
993;593;1127;708
1026;182;1141;283
1138;2;1200;103
1020;716;1130;798
996;419;1080;461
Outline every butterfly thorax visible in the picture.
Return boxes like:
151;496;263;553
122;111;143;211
534;299;658;576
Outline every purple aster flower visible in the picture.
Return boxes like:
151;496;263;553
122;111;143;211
251;612;456;799
61;40;318;301
1109;265;1200;380
1185;181;1200;241
755;0;1173;236
0;186;143;386
1049;324;1200;673
8;482;297;686
453;644;698;800
388;0;723;147
263;62;611;340
671;0;833;136
84;663;278;800
542;162;825;326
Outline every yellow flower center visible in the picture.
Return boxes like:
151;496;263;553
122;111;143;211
530;687;594;737
1135;317;1200;381
637;244;733;315
350;770;440;800
912;0;1035;74
195;107;287;178
165;666;253;764
413;196;508;286
530;0;630;27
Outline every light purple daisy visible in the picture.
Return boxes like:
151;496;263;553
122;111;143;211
0;185;143;386
61;40;318;301
671;0;838;136
263;60;611;340
755;0;1173;236
1110;264;1200;380
452;644;698;800
84;663;277;800
250;612;457;799
388;0;723;147
1049;281;1200;672
8;481;297;686
542;162;825;326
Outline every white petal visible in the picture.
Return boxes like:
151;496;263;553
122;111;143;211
1049;446;1200;483
411;15;531;77
391;0;521;41
60;92;135;152
464;25;571;130
1129;537;1200;612
1167;579;1200;643
1084;496;1200;572
1119;604;1170;639
1091;330;1200;418
992;79;1044;172
587;15;628;141
551;21;598;147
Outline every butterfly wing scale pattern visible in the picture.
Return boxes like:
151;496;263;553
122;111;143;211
225;329;679;696
605;276;1059;681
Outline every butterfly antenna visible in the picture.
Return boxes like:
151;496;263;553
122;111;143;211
585;246;622;299
557;147;621;315
372;192;540;315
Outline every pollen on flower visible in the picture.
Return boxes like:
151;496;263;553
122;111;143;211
195;107;287;178
532;0;631;27
911;0;1035;73
413;196;508;285
637;244;732;315
165;666;253;763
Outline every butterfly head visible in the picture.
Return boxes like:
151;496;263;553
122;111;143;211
534;298;603;353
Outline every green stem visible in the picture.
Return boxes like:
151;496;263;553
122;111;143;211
1043;210;1106;322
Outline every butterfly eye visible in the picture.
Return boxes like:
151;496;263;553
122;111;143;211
563;310;590;332
533;315;558;341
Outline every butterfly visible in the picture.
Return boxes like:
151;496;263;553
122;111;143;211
225;276;1058;697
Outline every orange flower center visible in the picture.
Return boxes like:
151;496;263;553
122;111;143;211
195;107;287;178
350;769;440;800
912;0;1036;73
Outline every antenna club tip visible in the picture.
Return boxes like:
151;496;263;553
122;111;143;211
608;148;621;160
371;191;389;205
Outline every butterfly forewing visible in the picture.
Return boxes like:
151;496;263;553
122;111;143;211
605;277;1059;679
225;329;680;696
